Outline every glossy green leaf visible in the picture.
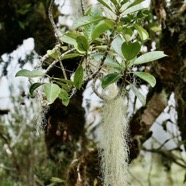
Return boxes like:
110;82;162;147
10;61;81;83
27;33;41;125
95;46;107;50
128;0;145;8
97;0;113;12
110;0;120;7
84;24;95;40
54;78;74;85
91;20;114;41
60;53;82;60
72;16;105;29
133;72;156;87
58;89;70;106
133;51;167;65
123;4;144;15
15;69;45;78
121;41;141;60
123;28;133;42
29;83;43;95
121;0;129;5
130;84;146;106
92;53;122;70
134;24;149;41
54;80;72;92
112;36;124;57
137;9;149;18
15;69;31;77
60;33;77;45
102;73;121;89
47;49;60;59
43;83;61;104
74;65;84;89
85;6;103;16
75;36;89;52
121;1;132;12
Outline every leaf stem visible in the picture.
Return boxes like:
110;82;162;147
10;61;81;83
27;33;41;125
45;49;75;74
59;58;68;80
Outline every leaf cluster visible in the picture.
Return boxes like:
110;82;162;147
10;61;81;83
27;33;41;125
16;0;167;106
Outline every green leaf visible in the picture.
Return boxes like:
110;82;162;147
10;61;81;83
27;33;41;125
121;1;132;12
128;0;145;8
130;84;146;106
60;35;76;45
54;78;74;85
137;9;149;18
92;53;122;71
74;65;84;89
58;89;70;106
60;53;82;60
43;83;61;104
121;0;129;5
133;72;156;87
102;73;121;89
121;41;141;60
123;28;133;42
97;0;113;12
123;4;145;15
112;36;124;57
72;16;105;29
95;45;107;50
50;177;64;183
91;19;114;41
16;69;31;77
134;24;149;41
85;6;103;16
47;49;60;59
29;83;43;95
15;69;45;78
75;36;89;52
84;24;96;40
133;51;167;65
110;0;120;7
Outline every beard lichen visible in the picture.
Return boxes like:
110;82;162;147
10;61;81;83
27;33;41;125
99;95;129;186
34;93;49;136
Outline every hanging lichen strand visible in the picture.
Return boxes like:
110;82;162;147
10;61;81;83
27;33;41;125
100;95;129;186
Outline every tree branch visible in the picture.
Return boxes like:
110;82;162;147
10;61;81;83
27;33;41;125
48;0;62;41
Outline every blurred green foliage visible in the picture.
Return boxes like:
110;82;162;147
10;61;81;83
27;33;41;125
0;85;61;186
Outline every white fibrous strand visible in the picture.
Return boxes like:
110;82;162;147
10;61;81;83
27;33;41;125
99;95;129;186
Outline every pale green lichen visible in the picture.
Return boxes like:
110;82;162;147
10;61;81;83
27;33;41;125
100;95;129;186
35;93;49;136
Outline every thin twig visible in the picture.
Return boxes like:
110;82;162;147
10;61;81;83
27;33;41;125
143;147;186;169
69;87;77;98
45;48;75;74
59;58;68;80
114;69;127;100
128;170;144;186
92;79;105;100
147;148;153;186
0;164;16;171
48;0;62;41
171;2;186;20
80;0;85;16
